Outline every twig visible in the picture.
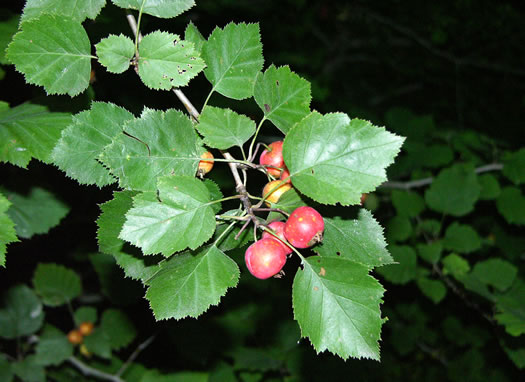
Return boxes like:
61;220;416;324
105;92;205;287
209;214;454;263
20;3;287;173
116;335;157;378
381;163;503;190
68;357;124;382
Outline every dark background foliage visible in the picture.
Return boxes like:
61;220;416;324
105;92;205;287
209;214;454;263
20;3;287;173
1;0;524;381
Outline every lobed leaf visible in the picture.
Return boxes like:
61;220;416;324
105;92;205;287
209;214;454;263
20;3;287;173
100;108;203;191
202;22;263;100
111;0;195;19
293;256;385;360
0;14;19;65
254;65;311;134
376;245;417;285
52;102;134;187
100;309;137;349
0;103;71;168
11;356;45;382
416;278;447;304
443;222;481;254
34;325;73;366
145;245;240;320
7;14;92;96
502;148;525;185
119;176;216;256
32;263;82;306
0;193;18;267
416;241;442;264
84;328;111;358
283;112;404;205
96;34;135;74
5;187;69;239
22;0;106;22
496;187;525;225
471;258;518;292
185;21;205;54
425;163;481;216
0;285;44;339
197;106;256;149
316;209;393;268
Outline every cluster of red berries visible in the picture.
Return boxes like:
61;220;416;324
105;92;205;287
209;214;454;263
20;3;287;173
245;206;325;279
67;321;94;345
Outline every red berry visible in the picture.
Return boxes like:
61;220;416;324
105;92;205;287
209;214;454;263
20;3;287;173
259;141;284;177
79;322;94;336
284;206;324;248
67;329;83;345
245;238;287;279
262;221;293;255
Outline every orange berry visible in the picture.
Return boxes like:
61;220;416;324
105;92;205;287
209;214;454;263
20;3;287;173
67;329;83;345
79;322;94;336
263;180;292;207
198;151;214;177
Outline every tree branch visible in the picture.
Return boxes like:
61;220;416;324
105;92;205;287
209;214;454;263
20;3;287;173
381;163;503;190
116;335;157;378
68;357;124;382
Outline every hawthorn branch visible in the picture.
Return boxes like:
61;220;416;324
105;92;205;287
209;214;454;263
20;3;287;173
381;163;503;190
116;335;157;378
68;357;124;382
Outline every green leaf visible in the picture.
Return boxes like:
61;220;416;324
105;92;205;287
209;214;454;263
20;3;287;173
283;112;404;205
52;102;134;187
494;279;525;336
111;0;195;18
471;258;518;292
478;174;501;200
74;307;97;326
391;190;425;217
33;263;82;306
145;245;240;320
5;187;69;239
386;215;412;243
443;222;481;254
503;148;525;185
496;187;525;225
120;176;216;256
316;209;393;267
254;65;311;134
203;179;223;214
97;191;161;281
84;328;111;358
442;253;470;279
0;193;18;267
12;356;45;382
376;245;417;285
137;31;205;90
416;241;442;264
197;106;256;149
267;188;307;221
96;34;135;74
22;0;106;22
101;309;137;350
230;347;282;371
202;22;263;100
292;256;385;360
0;285;44;339
417;278;446;304
34;325;73;366
425;163;481;216
7;14;92;96
0;14;19;65
503;346;525;369
0;103;71;168
100;108;202;191
185;21;205;54
0;355;13;382
214;222;252;251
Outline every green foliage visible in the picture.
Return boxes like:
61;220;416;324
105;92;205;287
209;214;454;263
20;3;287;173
0;285;44;339
101;309;137;349
120;176;217;256
391;190;425;217
197;106;256;149
0;103;71;168
425;163;481;216
502;148;525;184
32;263;82;306
100;108;202;191
74;307;97;326
5;187;69;239
0;14;19;64
471;258;517;292
111;0;195;19
21;0;106;22
496;187;525;225
7;14;92;96
0;193;18;267
137;31;205;90
376;245;417;284
443;222;481;254
254;65;311;134
293;256;385;360
283;112;404;205
34;325;73;366
145;245;240;320
96;34;135;74
202;22;263;100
